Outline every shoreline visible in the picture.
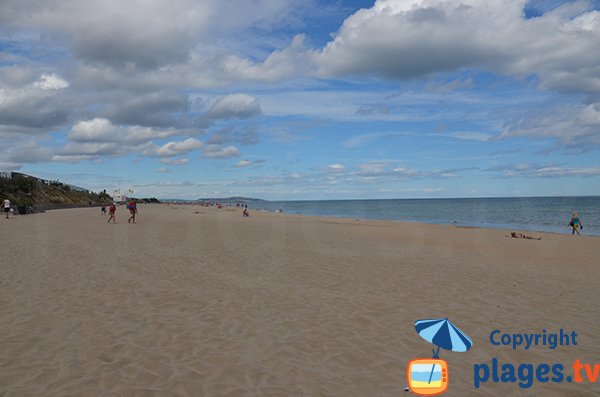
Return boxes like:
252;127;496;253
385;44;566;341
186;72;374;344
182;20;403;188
197;204;600;239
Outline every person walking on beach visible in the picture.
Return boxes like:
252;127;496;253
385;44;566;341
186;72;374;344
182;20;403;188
127;200;137;223
107;203;116;223
569;212;583;235
3;198;10;219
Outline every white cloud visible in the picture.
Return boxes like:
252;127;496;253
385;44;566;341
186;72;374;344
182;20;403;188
233;159;264;168
57;142;121;156
220;34;311;82
203;145;240;159
0;161;22;171
356;161;391;176
447;131;492;142
69;118;177;144
0;74;71;130
145;138;203;157
203;93;262;121
499;103;600;148
2;142;52;164
488;163;600;178
327;163;345;172
32;73;69;90
234;160;253;168
534;166;600;177
0;0;298;69
315;0;600;95
159;158;190;165
392;167;422;177
156;167;171;173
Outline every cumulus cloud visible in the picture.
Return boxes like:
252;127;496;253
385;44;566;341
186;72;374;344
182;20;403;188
220;34;311;82
103;92;190;128
52;142;126;163
33;73;69;90
0;73;71;131
202;145;240;159
47;119;192;162
0;0;298;70
0;142;53;167
234;160;253;168
202;94;262;122
69;118;177;145
0;161;22;171
315;0;600;95
144;138;203;157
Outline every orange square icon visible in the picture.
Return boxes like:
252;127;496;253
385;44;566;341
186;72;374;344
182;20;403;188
407;358;449;396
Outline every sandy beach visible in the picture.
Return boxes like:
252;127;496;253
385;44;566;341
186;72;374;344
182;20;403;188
1;204;599;396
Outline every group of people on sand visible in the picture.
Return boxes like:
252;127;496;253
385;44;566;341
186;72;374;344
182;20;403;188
101;200;138;224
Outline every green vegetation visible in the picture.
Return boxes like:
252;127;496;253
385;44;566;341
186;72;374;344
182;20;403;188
0;173;113;208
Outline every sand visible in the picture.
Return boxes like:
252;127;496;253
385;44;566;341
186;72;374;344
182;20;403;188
1;204;599;396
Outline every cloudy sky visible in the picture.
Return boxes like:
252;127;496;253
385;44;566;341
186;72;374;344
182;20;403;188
1;0;599;199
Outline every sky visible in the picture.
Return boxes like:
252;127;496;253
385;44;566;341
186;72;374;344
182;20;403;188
1;0;599;200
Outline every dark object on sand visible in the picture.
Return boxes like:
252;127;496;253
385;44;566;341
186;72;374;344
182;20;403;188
510;232;541;240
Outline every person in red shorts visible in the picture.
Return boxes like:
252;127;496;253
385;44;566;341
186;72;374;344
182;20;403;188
107;203;116;223
127;200;137;223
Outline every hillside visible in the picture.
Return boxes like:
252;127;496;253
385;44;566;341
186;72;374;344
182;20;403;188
0;172;112;208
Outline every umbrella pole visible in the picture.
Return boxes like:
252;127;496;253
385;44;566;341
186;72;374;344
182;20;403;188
427;346;441;384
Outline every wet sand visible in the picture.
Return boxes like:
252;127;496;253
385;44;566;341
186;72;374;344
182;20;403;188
1;204;599;396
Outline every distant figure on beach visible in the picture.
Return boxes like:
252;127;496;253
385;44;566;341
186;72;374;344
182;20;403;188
3;198;10;219
107;203;116;223
127;200;137;223
101;205;106;215
569;212;582;235
510;232;541;240
243;208;249;217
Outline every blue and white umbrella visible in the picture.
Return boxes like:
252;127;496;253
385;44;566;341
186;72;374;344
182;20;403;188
414;318;473;385
415;318;473;358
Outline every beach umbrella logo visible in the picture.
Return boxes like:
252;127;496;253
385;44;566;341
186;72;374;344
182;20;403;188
407;318;472;396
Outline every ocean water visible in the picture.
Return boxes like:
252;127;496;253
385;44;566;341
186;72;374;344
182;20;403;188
251;196;600;236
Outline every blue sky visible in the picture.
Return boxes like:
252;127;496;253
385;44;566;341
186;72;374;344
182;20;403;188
1;0;599;200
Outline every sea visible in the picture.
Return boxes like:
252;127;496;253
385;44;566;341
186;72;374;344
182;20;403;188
249;196;600;236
